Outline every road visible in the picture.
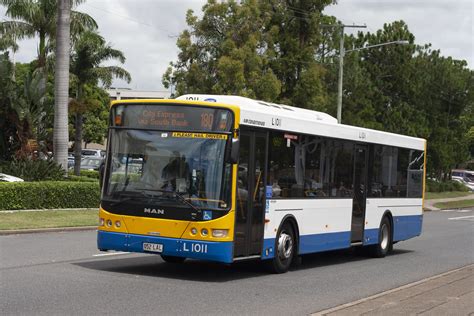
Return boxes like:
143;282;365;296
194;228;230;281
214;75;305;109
1;209;473;315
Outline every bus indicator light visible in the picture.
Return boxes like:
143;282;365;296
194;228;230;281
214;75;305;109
212;229;228;237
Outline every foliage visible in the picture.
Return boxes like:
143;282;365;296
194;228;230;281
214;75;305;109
66;175;98;182
0;181;100;210
0;158;64;181
69;29;130;175
0;52;19;160
68;169;99;179
425;179;470;193
163;0;335;109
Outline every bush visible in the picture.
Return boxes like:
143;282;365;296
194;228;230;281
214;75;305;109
0;181;100;210
68;170;100;179
66;175;99;182
426;179;470;192
0;159;64;181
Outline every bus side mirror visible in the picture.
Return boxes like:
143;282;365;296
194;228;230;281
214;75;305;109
230;138;240;164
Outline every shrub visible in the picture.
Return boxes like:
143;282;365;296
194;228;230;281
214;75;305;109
66;175;99;182
0;181;100;210
0;159;64;181
68;170;100;179
426;179;470;192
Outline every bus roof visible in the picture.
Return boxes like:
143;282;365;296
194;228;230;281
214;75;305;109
176;94;426;151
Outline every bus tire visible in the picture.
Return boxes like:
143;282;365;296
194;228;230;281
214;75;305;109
369;216;392;258
269;222;295;273
161;255;186;263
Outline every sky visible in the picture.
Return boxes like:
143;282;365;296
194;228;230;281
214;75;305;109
1;0;473;92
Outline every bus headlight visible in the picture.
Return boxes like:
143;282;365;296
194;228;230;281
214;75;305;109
115;221;121;228
99;218;104;226
191;228;197;235
212;229;228;237
106;219;112;227
201;228;209;236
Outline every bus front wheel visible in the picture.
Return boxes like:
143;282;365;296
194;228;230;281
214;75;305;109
269;222;295;273
161;255;186;263
369;216;392;258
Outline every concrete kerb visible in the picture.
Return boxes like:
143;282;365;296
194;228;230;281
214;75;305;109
312;263;474;315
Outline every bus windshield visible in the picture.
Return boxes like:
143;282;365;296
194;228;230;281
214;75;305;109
102;129;231;211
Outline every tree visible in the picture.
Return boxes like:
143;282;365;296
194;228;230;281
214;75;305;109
164;0;336;105
70;30;131;175
0;0;97;97
338;21;473;178
53;0;71;171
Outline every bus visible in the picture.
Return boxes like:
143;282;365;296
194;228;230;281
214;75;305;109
97;94;426;273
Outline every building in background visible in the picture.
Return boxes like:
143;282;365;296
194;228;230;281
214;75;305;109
107;88;171;100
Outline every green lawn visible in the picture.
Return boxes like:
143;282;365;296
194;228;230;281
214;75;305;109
0;209;98;230
425;191;473;200
433;199;474;209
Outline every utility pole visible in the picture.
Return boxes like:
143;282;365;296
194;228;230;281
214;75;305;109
336;24;366;124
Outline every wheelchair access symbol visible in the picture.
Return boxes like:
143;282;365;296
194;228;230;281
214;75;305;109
203;210;212;221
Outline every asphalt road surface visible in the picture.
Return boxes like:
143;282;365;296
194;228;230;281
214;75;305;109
1;209;473;315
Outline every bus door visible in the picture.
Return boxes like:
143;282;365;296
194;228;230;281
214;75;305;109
234;130;267;258
351;145;368;242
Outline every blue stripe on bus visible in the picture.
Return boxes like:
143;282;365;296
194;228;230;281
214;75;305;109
393;215;423;241
363;228;379;245
262;214;423;259
97;231;234;263
261;231;352;260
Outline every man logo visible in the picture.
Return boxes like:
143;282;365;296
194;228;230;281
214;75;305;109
144;208;165;215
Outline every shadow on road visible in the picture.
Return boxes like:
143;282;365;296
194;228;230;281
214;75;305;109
74;248;414;282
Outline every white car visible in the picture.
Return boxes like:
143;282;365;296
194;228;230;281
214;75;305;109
0;173;24;182
451;169;474;191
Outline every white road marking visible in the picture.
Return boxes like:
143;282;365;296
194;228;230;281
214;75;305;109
448;215;474;221
457;209;472;213
93;251;130;257
441;209;458;212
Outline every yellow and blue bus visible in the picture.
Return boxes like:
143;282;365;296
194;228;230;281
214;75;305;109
98;94;426;273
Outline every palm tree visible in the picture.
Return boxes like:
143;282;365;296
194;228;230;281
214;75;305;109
70;30;131;175
53;0;71;171
0;0;97;95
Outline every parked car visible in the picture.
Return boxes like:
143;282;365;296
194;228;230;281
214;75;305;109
0;173;24;182
81;149;105;158
80;157;104;171
68;155;75;169
451;169;474;191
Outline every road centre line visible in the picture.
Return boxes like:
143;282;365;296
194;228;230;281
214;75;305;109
93;251;130;257
448;215;474;221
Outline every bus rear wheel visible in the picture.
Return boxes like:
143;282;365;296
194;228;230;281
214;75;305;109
269;222;295;273
369;216;392;258
161;255;186;263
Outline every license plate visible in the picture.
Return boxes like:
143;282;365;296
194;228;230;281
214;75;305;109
143;242;163;253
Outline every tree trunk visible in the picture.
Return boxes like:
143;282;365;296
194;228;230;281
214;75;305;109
53;0;71;173
73;112;83;176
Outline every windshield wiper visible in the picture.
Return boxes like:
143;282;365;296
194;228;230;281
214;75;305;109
107;191;168;206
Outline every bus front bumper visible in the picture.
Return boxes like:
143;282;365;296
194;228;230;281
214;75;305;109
97;230;233;263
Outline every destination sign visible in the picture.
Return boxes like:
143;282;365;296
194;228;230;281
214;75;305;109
112;104;233;132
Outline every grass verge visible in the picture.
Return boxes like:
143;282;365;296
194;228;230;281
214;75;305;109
433;199;474;209
0;209;98;230
425;191;473;200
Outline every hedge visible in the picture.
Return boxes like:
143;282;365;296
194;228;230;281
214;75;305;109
68;170;100;179
426;179;470;193
0;181;100;210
